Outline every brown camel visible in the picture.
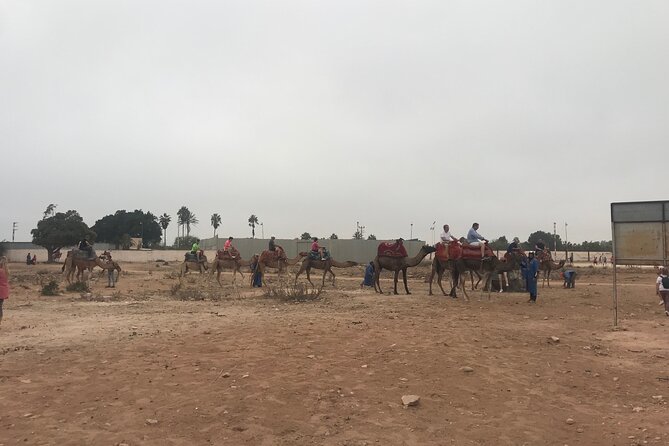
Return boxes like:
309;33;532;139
179;254;209;278
428;255;482;296
295;256;358;287
253;251;303;286
373;245;436;295
209;255;252;287
448;252;524;299
540;259;566;287
62;251;121;284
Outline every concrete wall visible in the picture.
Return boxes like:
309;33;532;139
199;236;428;264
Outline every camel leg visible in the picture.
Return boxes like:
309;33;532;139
392;270;400;295
402;268;410;295
374;266;383;294
216;271;223;288
437;270;448;296
428;265;436;295
294;264;306;285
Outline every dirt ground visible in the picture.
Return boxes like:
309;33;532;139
0;261;667;446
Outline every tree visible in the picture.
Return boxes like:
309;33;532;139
248;214;259;238
300;232;312;240
159;213;171;247
367;234;377;240
211;213;221;236
527;230;563;252
176;206;197;237
174;235;199;250
329;233;338;239
489;236;509;250
91;210;162;249
31;209;95;262
43;203;57;219
353;229;363;239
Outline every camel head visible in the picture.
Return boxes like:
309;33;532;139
421;245;437;254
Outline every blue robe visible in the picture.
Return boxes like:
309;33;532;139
362;263;375;287
525;258;539;299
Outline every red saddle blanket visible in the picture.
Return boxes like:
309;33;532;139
377;242;408;258
435;243;449;261
217;248;239;260
448;243;494;260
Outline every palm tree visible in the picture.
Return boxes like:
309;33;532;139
159;213;171;247
211;213;221;236
186;212;198;236
248;214;259;239
177;206;189;238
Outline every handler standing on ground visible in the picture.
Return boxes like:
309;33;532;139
525;252;540;302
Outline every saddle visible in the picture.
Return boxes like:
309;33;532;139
377;242;408;258
435;242;450;261
537;250;552;262
308;249;330;261
184;252;200;262
73;249;96;260
217;248;239;260
448;242;494;260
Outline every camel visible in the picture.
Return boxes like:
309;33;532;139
448;252;524;299
62;251;122;284
179;254;209;278
209;252;252;287
294;256;358;287
373;245;436;295
428;256;481;297
253;251;303;286
540;259;566;287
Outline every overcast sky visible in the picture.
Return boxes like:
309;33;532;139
1;1;667;245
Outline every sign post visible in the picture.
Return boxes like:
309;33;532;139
611;201;669;327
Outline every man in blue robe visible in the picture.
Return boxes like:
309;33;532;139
525;252;540;302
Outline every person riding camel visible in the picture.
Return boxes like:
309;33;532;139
466;223;489;258
79;238;94;259
535;239;547;260
507;237;521;254
311;237;327;261
191;239;201;261
269;236;286;261
223;237;237;259
440;224;458;246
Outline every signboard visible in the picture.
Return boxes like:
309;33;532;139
611;201;668;265
610;200;669;326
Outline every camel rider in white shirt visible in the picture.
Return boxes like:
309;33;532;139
440;224;458;246
466;222;489;258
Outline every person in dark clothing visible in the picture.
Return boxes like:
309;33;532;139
525;252;540;302
269;236;277;251
79;238;93;259
361;262;375;288
563;269;576;288
506;237;521;254
250;257;262;287
534;239;546;257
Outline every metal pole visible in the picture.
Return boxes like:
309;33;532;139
553;222;557;252
12;222;17;242
410;223;413;240
611;222;618;327
261;222;264;239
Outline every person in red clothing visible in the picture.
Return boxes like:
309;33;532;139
223;237;237;259
311;237;326;260
0;256;9;328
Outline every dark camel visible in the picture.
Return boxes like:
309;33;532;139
373;245;436;295
428;255;482;296
209;248;251;287
449;252;524;299
295;256;357;286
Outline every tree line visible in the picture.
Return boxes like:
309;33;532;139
27;204;611;262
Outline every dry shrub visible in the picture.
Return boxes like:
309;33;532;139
263;283;323;302
66;282;90;293
41;280;60;296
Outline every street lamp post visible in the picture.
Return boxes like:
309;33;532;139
410;223;413;240
260;222;264;239
140;221;144;249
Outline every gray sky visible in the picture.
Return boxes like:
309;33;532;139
1;1;667;245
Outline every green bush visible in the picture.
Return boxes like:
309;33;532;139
66;282;90;293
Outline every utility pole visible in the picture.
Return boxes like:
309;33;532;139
260;222;264;239
564;222;568;260
410;223;413;240
553;222;557;252
12;222;17;242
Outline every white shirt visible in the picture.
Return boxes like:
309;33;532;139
440;231;455;243
657;275;668;292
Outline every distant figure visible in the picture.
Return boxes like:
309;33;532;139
656;267;669;317
563;269;576;289
569;253;574;265
525;252;540;303
534;239;546;257
269;236;277;251
31;254;36;265
593;257;598;266
506;237;521;254
0;256;9;327
26;253;32;265
361;262;375;288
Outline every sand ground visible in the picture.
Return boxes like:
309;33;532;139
0;261;667;446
